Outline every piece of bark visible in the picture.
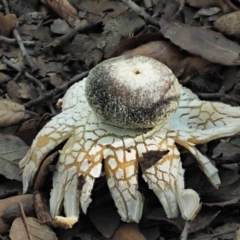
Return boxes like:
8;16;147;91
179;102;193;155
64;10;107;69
33;192;53;226
45;0;78;20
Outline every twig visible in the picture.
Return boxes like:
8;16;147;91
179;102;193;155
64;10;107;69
120;0;159;27
197;92;240;105
42;21;102;52
177;0;186;13
23;70;89;108
48;102;56;114
2;56;45;93
24;109;41;117
12;68;25;82
2;0;10;14
18;202;33;240
33;191;53;226
13;26;37;71
0;36;35;45
180;220;191;240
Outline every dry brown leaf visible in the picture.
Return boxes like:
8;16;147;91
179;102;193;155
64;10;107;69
0;134;29;181
4;14;17;33
189;207;220;233
49;73;63;87
9;217;57;240
73;0;128;22
0;13;10;36
110;33;164;58
112;223;146;240
186;0;238;12
0;13;17;36
0;99;25;127
89;203;120;238
214;11;240;40
0;195;33;234
160;16;240;66
16;119;40;146
146;208;185;231
111;33;219;79
6;81;39;100
2;200;35;224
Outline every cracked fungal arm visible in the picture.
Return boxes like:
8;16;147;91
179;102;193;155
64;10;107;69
171;86;240;138
167;85;240;188
19;107;83;193
141;135;200;221
20;80;90;193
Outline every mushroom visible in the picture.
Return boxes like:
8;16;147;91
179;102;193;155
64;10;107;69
20;55;240;228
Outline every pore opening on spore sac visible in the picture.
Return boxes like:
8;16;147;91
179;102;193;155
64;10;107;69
133;68;141;74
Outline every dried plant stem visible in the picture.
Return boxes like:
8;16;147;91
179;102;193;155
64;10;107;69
18;202;33;240
43;21;102;51
177;0;185;13
120;0;159;27
2;56;44;93
12;69;25;82
0;36;35;45
180;220;191;240
197;92;240;105
13;28;37;71
2;0;10;14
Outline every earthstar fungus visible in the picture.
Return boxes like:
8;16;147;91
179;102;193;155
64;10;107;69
20;55;240;228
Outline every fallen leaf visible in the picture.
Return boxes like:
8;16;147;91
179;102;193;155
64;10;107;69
146;208;185;231
197;7;221;17
141;226;161;240
73;0;128;22
50;19;71;34
89;203;120;238
190;223;240;239
0;100;25;127
202;177;240;203
9;217;57;240
103;11;145;58
110;33;164;58
214;11;240;40
0;13;17;36
189;207;220;233
0;195;33;234
4;14;17;33
16;119;40;146
0;134;29;181
159;16;240;66
6;81;39;100
2;200;35;224
186;0;238;13
49;73;63;87
112;223;146;240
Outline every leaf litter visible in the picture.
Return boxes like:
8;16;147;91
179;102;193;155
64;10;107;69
1;0;240;239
